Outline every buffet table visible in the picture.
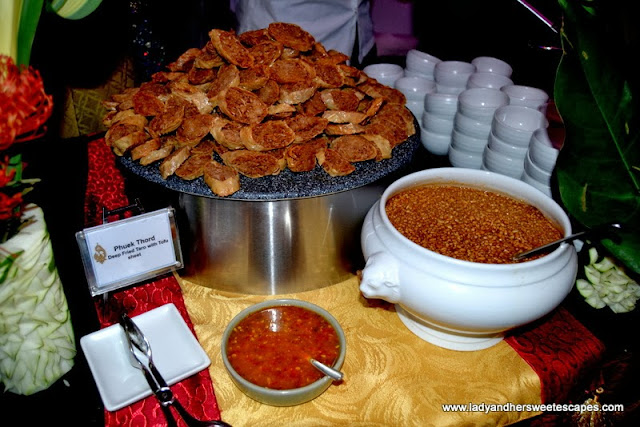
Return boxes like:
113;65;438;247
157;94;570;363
1;135;619;426
82;138;606;426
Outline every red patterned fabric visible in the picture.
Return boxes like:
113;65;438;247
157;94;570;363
84;139;131;228
505;307;606;404
85;138;223;426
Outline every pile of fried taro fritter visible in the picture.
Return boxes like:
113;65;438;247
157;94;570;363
102;22;415;197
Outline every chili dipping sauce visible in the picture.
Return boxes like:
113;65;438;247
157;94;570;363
226;305;341;390
385;184;563;264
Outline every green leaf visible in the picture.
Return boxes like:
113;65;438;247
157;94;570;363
554;0;640;274
16;0;44;66
47;0;103;20
8;154;24;184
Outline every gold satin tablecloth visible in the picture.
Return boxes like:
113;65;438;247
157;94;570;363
177;273;542;426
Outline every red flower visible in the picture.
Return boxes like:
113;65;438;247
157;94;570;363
0;191;24;221
0;55;49;240
0;55;53;150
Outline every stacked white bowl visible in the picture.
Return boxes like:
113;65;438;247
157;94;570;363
394;76;436;122
483;105;549;179
404;49;442;81
362;63;405;87
410;52;560;180
449;88;509;169
433;60;476;95
471;56;513;77
501;84;549;114
466;72;513;90
421;92;458;155
521;128;560;197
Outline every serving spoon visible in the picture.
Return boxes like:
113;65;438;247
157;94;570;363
119;314;232;427
310;359;344;381
512;223;622;261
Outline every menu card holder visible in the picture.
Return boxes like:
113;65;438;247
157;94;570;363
76;200;184;297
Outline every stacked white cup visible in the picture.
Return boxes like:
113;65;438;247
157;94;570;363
497;83;556;196
421;92;458;155
471;56;513;77
466;72;513;90
483;105;549;178
501;84;549;114
420;60;476;156
449;88;509;169
433;60;476;95
521;127;560;197
362;63;405;87
404;49;442;81
394;76;437;122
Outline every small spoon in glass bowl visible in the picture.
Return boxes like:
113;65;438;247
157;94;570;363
513;223;622;261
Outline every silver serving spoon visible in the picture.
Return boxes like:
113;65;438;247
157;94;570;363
310;359;344;381
120;314;232;427
513;223;622;261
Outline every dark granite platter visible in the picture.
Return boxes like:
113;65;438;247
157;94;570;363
117;121;422;201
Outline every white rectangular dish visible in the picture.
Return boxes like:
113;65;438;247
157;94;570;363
80;303;211;411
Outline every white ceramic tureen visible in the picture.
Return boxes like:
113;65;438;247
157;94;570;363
359;168;578;351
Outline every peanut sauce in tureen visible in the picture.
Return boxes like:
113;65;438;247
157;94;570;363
385;184;563;264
